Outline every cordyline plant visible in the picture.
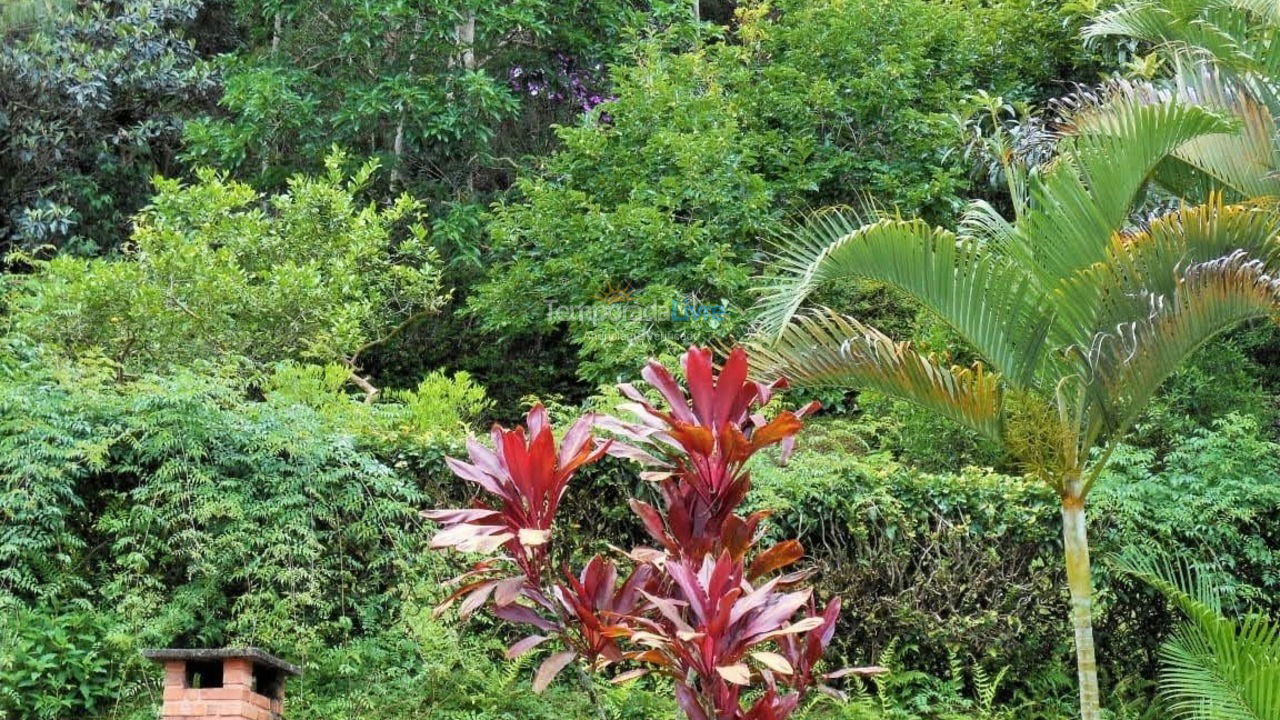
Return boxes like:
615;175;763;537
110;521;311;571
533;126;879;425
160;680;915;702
425;346;880;720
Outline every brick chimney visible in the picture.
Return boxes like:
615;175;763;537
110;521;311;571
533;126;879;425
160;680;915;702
143;648;301;720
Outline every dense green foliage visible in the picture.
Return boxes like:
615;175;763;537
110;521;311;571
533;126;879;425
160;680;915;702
749;415;1280;691
1115;554;1280;720
3;0;1280;718
6;153;445;390
0;0;220;255
471;0;1086;383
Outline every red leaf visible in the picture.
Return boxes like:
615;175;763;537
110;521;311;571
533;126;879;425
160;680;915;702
505;635;550;660
669;422;715;457
720;515;752;560
681;346;716;426
493;604;558;632
532;651;577;693
631;649;669;666
444;457;506;497
674;681;710;720
458;580;498;620
713;347;750;428
493;576;526;607
641;361;697;425
629;499;672;549
750;412;803;450
748;541;804;580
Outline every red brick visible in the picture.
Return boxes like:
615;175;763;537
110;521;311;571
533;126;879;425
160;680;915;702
172;701;207;716
204;699;250;715
164;661;187;687
198;687;252;702
223;658;254;687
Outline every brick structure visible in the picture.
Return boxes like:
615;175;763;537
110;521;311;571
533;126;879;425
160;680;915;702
142;648;301;720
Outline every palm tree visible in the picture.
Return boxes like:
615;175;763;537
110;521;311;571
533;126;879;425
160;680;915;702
745;89;1280;720
1116;553;1280;719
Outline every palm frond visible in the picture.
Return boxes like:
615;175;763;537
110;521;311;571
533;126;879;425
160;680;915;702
1171;72;1279;197
757;211;1051;385
1055;196;1280;343
1024;86;1235;285
1075;249;1280;438
1116;553;1280;720
745;309;1004;441
1084;0;1268;73
1113;552;1226;627
1210;0;1280;26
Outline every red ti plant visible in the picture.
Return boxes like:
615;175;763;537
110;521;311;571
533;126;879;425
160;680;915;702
424;347;880;719
600;345;820;561
599;346;876;720
422;404;644;688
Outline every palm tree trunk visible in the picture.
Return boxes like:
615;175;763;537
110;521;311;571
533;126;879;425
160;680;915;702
1061;491;1101;720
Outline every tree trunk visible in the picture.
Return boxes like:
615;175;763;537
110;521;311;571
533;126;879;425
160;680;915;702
272;10;282;54
348;371;380;404
1061;491;1101;720
454;12;475;70
390;112;405;191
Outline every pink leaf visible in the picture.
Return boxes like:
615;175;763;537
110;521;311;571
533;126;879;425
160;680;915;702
716;663;752;685
751;652;794;674
609;668;649;685
458;580;498;620
532;651;577;693
494;604;558;632
674;682;710;720
493;576;526;607
504;635;550;660
824;666;890;679
420;508;502;524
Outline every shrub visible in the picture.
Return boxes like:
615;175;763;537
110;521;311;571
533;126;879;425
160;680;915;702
746;423;1061;676
1091;414;1280;684
0;603;137;719
425;346;866;719
285;610;676;720
0;0;219;254
746;414;1280;703
0;356;428;653
7;152;446;391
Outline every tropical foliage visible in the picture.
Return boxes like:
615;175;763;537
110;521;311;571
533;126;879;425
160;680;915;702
4;0;1280;718
426;346;872;719
1116;554;1280;720
0;0;219;255
746;71;1280;719
6;151;446;396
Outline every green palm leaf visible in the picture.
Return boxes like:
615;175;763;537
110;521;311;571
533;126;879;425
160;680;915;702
1084;0;1274;73
745;308;1004;441
1055;196;1280;344
1162;69;1280;198
1076;249;1280;436
756;211;1051;386
1020;90;1235;291
1116;554;1280;720
1084;0;1280;198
